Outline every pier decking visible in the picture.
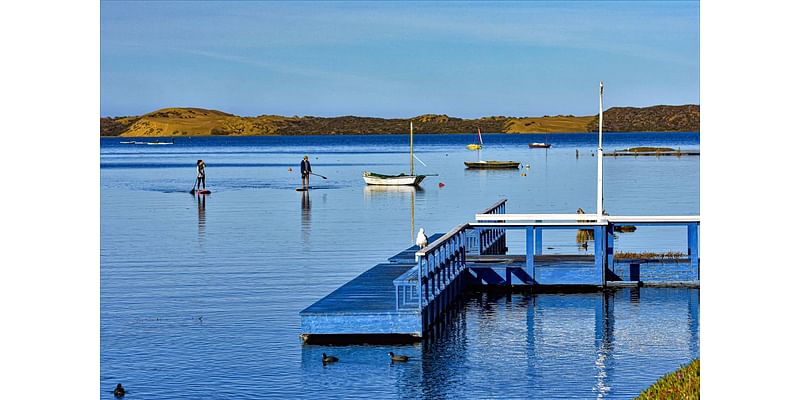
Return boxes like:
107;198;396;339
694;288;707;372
300;199;699;342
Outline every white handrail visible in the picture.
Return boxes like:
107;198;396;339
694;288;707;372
475;213;699;223
475;213;602;221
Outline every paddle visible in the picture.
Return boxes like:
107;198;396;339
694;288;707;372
190;177;198;194
310;172;328;179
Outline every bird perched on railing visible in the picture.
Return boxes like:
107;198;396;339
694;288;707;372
415;228;428;262
416;228;428;249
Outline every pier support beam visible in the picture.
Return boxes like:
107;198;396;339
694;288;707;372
526;227;535;281
687;223;699;278
535;227;543;255
594;225;606;286
606;223;615;280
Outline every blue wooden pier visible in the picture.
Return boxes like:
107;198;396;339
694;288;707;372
301;84;699;342
300;199;699;342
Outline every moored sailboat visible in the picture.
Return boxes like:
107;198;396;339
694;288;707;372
466;127;483;150
363;122;426;186
528;132;551;148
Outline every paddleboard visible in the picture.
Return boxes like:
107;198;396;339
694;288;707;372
295;187;312;191
193;189;212;194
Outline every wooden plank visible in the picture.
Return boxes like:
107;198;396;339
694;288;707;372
301;263;415;314
471;222;603;228
476;213;598;221
475;214;700;223
607;216;700;223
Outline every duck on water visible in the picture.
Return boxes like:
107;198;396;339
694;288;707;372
389;352;409;362
322;353;339;364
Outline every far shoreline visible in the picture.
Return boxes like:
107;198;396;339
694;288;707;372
101;131;700;138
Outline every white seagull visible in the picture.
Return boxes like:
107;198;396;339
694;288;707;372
416;228;428;249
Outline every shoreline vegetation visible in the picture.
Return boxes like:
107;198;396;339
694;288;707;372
636;359;700;400
100;104;699;137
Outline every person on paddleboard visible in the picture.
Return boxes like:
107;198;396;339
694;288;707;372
195;159;206;190
300;155;312;189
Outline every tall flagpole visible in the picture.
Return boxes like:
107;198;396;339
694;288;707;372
410;121;414;176
596;81;604;220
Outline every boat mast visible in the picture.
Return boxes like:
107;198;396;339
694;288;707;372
410;121;414;176
596;81;604;221
478;127;483;145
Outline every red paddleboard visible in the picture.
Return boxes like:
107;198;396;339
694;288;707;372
194;189;211;194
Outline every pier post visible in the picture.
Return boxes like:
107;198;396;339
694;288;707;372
606;223;615;281
526;226;535;281
687;222;699;278
594;225;606;286
535;227;543;255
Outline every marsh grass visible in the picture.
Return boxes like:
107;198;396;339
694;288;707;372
614;251;686;260
636;359;699;400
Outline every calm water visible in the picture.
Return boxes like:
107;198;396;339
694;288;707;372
100;133;699;398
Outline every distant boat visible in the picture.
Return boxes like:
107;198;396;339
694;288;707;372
528;132;551;148
146;139;175;145
363;122;426;186
464;161;521;169
466;127;483;150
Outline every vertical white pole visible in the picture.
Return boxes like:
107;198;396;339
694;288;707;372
410;121;414;176
596;81;604;221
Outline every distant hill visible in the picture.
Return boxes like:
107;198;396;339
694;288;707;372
100;105;699;136
585;105;700;133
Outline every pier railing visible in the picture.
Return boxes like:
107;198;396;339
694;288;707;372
393;267;420;310
415;223;469;312
475;199;507;255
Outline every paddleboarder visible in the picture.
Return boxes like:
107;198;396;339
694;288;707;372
195;159;206;191
300;155;312;189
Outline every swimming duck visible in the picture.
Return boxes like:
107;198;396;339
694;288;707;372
388;352;409;362
322;353;339;363
114;383;126;398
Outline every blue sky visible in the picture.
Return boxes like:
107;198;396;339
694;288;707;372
100;1;699;118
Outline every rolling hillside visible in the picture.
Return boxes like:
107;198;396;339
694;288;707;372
101;105;699;136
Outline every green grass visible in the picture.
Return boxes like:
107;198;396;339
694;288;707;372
636;359;699;400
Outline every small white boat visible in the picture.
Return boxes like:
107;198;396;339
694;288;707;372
363;172;426;186
528;133;551;148
363;122;426;186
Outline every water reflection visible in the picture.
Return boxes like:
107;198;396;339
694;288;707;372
196;193;206;245
363;185;424;246
297;288;698;398
594;291;615;399
301;190;311;246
